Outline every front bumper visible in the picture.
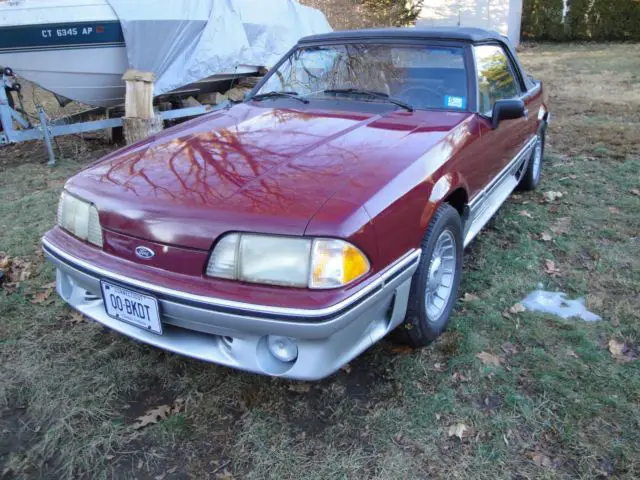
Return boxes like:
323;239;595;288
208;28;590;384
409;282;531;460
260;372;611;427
43;238;420;380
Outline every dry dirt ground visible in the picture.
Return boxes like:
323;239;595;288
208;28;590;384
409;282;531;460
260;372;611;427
1;43;639;479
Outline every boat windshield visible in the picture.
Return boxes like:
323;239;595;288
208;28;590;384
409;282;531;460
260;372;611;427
256;43;469;111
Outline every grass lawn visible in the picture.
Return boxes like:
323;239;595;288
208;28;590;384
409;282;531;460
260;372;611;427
1;43;639;479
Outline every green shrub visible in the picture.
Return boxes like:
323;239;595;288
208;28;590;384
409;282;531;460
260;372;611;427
523;0;640;41
565;0;591;40
589;0;640;41
522;0;565;40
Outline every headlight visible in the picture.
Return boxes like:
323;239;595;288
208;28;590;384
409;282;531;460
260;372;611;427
57;191;103;247
206;234;370;289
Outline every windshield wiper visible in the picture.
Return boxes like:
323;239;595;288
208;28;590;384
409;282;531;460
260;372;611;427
322;88;414;112
250;91;309;104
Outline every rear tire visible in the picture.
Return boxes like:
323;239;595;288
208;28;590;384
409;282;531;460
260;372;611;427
518;131;545;191
392;203;463;347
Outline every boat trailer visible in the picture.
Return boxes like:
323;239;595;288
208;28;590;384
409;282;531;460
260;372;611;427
0;67;226;166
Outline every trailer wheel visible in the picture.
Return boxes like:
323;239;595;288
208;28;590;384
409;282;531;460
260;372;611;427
3;67;13;77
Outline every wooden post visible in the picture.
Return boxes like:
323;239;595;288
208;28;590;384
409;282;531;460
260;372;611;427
122;69;163;144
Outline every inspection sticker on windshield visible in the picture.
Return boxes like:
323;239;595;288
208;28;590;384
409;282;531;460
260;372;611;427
445;95;466;109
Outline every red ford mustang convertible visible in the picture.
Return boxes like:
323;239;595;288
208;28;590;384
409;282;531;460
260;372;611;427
43;28;549;380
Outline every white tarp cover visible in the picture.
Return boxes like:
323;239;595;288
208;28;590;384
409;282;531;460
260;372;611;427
107;0;332;95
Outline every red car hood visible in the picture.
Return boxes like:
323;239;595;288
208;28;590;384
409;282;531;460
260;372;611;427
66;103;468;250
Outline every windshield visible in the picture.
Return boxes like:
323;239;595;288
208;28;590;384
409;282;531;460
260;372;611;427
256;44;469;111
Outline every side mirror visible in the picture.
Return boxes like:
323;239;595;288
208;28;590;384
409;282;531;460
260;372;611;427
491;99;526;129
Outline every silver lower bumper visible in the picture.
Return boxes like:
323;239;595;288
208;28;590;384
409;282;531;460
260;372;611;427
44;241;420;380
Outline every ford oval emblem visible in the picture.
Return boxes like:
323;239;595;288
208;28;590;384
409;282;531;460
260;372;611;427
135;246;155;260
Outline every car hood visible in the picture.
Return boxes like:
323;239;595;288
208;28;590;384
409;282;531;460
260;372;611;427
66;103;468;250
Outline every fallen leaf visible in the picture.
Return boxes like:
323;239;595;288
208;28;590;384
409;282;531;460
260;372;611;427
68;311;87;325
543;191;563;203
528;451;553;468
518;210;533;218
288;383;311;393
0;254;11;270
461;292;480;302
569;174;578;180
447;423;471;440
172;397;185;414
607;206;620;215
509;303;526;314
566;349;579;358
1;257;33;287
340;364;352;374
607;339;634;363
550;217;571;235
435;413;442;420
31;289;53;305
17;265;32;281
544;260;562;277
540;231;553;242
501;342;518;356
476;352;502;366
41;281;57;289
630;188;640;197
608;339;625;356
133;404;172;430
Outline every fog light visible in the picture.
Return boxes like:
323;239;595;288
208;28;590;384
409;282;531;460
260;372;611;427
267;335;298;363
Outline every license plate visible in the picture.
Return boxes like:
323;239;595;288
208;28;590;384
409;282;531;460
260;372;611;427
100;281;162;334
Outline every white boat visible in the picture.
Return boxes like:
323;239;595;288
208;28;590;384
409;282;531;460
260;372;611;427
0;0;331;108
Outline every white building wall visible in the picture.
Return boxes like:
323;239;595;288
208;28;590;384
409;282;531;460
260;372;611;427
416;0;523;46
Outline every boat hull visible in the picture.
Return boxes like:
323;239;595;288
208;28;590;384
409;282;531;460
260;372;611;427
1;44;130;107
0;14;256;108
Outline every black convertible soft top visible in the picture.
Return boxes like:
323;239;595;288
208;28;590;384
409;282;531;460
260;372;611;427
299;27;507;44
298;27;536;91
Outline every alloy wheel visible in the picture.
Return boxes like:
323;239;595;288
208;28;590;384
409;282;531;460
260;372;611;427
424;229;457;322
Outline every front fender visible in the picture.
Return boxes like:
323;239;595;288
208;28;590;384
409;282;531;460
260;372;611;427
419;172;469;231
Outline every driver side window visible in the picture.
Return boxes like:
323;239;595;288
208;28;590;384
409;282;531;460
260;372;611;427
474;45;520;115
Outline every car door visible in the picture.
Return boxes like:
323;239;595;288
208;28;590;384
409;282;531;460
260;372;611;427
472;44;529;184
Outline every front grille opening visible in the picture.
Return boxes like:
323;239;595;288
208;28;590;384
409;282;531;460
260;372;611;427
221;336;234;349
385;293;397;326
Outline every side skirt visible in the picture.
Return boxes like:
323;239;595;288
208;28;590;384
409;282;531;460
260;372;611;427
463;136;536;247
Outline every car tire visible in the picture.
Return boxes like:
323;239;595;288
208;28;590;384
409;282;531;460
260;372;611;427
518;130;545;191
392;203;464;347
